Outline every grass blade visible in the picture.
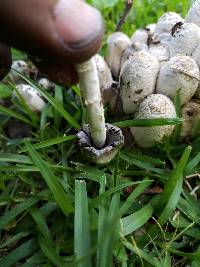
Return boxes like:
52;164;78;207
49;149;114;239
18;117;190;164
20;135;76;152
0;238;38;266
113;117;184;128
0;104;32;125
25;141;74;215
74;180;92;267
0;198;38;231
122;204;153;236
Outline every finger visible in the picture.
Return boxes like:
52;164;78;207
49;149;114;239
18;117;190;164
0;0;104;64
0;43;12;80
31;56;78;86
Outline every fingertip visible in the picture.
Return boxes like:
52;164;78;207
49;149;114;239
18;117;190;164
53;0;104;62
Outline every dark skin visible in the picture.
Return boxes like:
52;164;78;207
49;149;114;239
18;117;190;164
0;0;104;85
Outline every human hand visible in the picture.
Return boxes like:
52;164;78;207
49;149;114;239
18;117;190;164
0;0;104;85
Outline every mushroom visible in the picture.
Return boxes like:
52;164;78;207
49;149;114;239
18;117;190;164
181;99;200;139
106;32;131;80
77;123;124;164
130;94;177;148
13;84;46;112
94;54;113;92
131;29;149;51
169;22;200;57
9;60;29;83
75;57;124;164
120;51;159;114
121;46;136;69
153;12;184;44
149;42;170;67
185;0;200;27
156;55;199;105
38;78;55;91
95;54;120;115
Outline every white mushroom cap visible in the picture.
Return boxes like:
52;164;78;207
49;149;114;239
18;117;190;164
131;29;149;51
38;78;55;91
10;60;29;83
106;32;131;79
169;22;200;57
185;0;200;27
181;99;200;139
156;55;199;105
120;51;159;114
14;84;46;112
149;42;170;66
130;94;177;148
95;54;113;92
153;12;184;43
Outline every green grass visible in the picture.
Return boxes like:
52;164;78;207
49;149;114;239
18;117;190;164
1;0;200;266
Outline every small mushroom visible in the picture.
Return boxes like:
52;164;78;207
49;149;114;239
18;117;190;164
185;0;200;27
10;60;29;83
169;22;200;57
14;84;46;112
106;32;131;80
153;12;184;43
181;100;200;139
130;94;177;148
38;78;55;91
75;57;124;164
131;29;149;51
156;55;199;105
77;124;124;164
95;54;113;92
120;51;159;114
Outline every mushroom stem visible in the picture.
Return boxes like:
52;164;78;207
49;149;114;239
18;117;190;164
76;57;106;149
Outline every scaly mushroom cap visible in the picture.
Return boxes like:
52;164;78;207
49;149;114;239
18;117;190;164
169;22;200;57
106;32;131;79
77;123;124;165
153;12;183;43
185;0;200;27
181;99;200;139
149;42;170;66
120;51;159;114
131;29;149;51
130;94;177;148
95;54;113;92
14;84;46;112
10;60;29;83
156;55;199;105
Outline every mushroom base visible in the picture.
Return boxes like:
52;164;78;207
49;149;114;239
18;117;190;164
77;123;124;164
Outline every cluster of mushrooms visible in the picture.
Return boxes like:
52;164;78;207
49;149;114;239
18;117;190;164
5;0;200;165
6;59;54;112
79;0;200;158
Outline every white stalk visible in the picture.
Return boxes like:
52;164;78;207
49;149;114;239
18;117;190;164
76;57;106;149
